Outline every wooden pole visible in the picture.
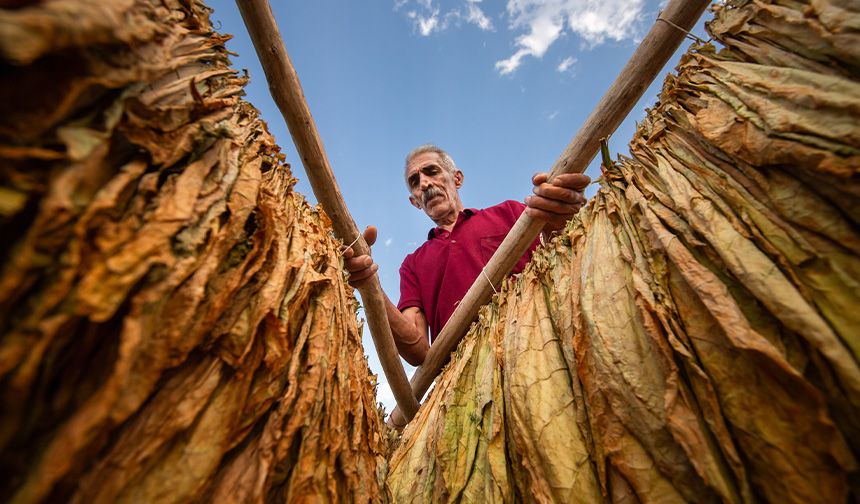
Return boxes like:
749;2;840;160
235;0;419;419
391;0;711;425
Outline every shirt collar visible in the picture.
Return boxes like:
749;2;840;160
428;208;477;239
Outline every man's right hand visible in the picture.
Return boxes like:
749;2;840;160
343;226;378;289
343;225;430;365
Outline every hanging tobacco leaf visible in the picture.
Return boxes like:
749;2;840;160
0;1;388;502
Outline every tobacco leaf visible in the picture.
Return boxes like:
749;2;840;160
0;1;389;502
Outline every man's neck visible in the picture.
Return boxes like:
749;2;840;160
432;205;463;232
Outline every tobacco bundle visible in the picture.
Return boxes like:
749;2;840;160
387;0;860;502
0;1;387;502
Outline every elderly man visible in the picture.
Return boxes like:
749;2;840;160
344;145;589;366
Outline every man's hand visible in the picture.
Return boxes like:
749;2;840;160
524;172;590;234
343;226;378;289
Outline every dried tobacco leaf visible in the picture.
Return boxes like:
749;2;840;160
0;1;388;502
388;0;860;502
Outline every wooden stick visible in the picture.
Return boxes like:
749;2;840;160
391;0;711;426
235;0;419;420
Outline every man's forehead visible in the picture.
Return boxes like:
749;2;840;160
405;152;443;176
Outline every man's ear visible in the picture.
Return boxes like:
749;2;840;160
409;194;422;209
454;170;464;188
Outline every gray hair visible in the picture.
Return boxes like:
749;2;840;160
404;144;458;176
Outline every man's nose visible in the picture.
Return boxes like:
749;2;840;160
418;173;433;190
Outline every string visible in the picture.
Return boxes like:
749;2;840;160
656;12;707;45
341;234;362;255
482;267;498;294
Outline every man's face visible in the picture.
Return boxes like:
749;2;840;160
405;152;464;223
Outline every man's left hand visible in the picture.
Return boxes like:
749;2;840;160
525;172;590;234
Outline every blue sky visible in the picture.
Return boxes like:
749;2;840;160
207;0;710;412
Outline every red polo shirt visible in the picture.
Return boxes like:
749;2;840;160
397;200;540;341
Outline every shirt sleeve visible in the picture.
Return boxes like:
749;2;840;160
397;255;423;312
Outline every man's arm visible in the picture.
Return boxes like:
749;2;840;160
385;304;429;366
524;172;590;234
342;226;430;366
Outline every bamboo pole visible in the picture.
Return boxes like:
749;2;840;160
391;0;711;426
235;0;419;419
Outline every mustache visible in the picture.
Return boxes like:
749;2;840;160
421;186;443;207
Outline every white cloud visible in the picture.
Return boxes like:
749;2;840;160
384;237;394;247
398;0;494;36
406;7;441;36
418;13;440;35
464;0;494;31
495;7;562;74
496;49;526;75
495;0;648;75
557;55;576;72
547;110;559;119
395;1;650;74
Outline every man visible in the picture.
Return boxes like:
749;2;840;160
344;144;589;366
